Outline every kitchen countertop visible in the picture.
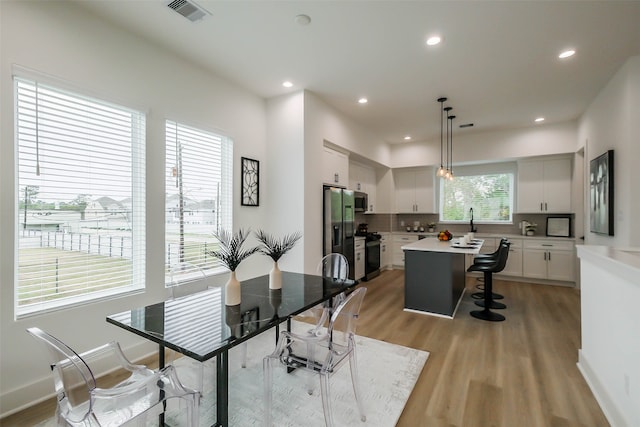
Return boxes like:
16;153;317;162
391;231;577;241
402;238;484;254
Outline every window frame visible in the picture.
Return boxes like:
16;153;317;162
164;120;233;286
437;162;516;225
13;74;146;318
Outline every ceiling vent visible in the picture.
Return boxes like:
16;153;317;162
166;0;211;22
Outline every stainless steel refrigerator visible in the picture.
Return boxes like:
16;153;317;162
323;186;355;280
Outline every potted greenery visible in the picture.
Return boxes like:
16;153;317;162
427;222;437;232
525;222;538;236
255;230;302;289
208;228;259;305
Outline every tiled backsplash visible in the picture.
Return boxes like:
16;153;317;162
354;213;574;237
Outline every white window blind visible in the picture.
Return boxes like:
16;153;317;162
439;163;515;223
165;121;232;284
15;76;146;316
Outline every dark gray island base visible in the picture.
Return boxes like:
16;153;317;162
403;238;483;318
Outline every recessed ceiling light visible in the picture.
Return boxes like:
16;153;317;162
426;36;441;46
535;117;545;122
358;97;368;104
282;81;293;88
404;136;412;141
294;14;311;26
559;49;575;59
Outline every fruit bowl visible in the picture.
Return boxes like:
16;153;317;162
437;230;453;241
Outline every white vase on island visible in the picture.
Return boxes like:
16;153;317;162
225;271;241;305
269;261;282;290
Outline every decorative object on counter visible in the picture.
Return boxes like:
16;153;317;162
589;149;614;236
438;230;453;241
428;222;436;232
241;157;259;206
255;230;302;289
209;228;260;305
525;222;537;236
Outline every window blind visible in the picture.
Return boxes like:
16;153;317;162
165;121;233;284
15;77;146;316
439;163;515;223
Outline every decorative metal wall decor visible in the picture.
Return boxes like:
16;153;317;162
589;149;614;235
241;157;259;206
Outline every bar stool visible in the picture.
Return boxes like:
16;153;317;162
468;241;510;322
471;238;508;301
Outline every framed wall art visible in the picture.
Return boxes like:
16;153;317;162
589;149;614;235
241;157;259;206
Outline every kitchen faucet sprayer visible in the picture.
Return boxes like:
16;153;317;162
469;207;478;232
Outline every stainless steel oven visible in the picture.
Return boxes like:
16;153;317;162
364;233;381;281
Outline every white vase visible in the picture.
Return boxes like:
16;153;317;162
225;271;241;305
269;261;282;290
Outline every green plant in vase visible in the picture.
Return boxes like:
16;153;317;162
208;228;259;305
255;230;302;289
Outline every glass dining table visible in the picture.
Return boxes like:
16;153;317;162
106;271;356;427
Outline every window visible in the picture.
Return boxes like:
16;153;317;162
15;76;146;316
439;163;515;223
165;121;232;285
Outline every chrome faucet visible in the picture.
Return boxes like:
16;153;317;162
469;208;478;232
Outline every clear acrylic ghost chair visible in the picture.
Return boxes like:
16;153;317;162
167;262;249;396
297;253;349;332
264;287;367;427
26;327;200;427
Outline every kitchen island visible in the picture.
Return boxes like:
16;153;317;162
402;238;483;318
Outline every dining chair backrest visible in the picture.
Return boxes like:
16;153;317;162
168;261;207;299
327;287;367;351
317;253;349;282
26;327;97;423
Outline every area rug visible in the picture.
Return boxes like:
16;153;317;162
37;321;428;427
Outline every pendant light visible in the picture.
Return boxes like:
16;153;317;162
448;113;455;180
436;97;447;177
443;106;452;179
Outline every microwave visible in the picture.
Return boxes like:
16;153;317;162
354;191;368;212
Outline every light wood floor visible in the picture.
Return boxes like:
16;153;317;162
1;270;608;426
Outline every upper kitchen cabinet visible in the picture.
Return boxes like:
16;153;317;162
517;157;572;213
322;146;349;187
394;167;435;213
349;162;377;213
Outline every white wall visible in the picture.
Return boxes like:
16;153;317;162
265;92;305;272
0;1;268;415
577;247;640;427
302;91;392;273
390;121;579;168
578;56;640;246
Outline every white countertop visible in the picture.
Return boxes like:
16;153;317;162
402;238;484;254
390;231;577;241
577;245;640;285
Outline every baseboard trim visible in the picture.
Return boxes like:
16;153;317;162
577;350;628;427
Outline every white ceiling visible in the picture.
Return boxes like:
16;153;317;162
75;0;640;144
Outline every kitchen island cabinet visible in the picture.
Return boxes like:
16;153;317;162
403;238;483;318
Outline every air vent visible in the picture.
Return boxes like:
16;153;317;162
167;0;210;22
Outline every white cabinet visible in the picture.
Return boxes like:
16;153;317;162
355;237;365;280
380;234;392;270
498;238;523;277
393;234;418;267
322;147;349;187
517;158;572;213
394;168;434;213
522;239;575;282
349;162;377;213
